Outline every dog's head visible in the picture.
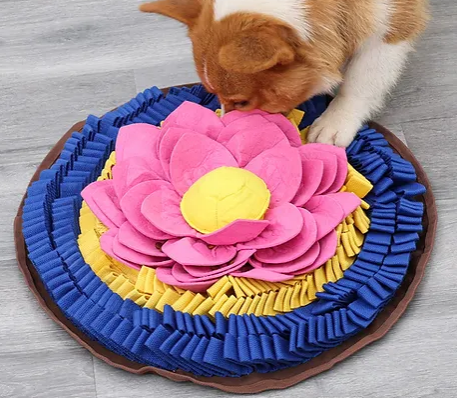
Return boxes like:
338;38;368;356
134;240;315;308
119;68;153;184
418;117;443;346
140;0;342;113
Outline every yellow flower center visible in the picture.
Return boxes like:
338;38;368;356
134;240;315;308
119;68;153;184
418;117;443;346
180;167;271;234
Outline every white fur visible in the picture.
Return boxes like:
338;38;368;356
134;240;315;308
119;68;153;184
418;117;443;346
213;0;311;41
308;37;412;147
373;0;395;36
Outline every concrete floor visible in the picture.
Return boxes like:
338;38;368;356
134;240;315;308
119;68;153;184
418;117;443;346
0;1;456;397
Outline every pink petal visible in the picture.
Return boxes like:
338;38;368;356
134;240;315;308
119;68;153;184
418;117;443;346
171;261;241;283
256;231;337;275
304;195;344;240
304;194;350;240
245;146;302;206
264;113;302;147
197;219;270;246
112;157;163;200
162;101;224;141
297;231;338;274
158;126;199;180
305;193;360;239
248;256;264;268
120;180;173;240
254;208;318;264
169;133;238;195
155;250;255;292
116;123;163;165
82;179;126;228
327;192;361;215
182;250;255;279
292;159;325;207
155;267;214;293
217;114;270;145
220;109;267;127
100;229;141;270
161;237;237;266
231;267;292;282
112;234;174;267
309;143;348;193
221;110;302;147
299;145;339;195
141;188;197;237
258;241;320;274
82;181;117;229
238;204;303;250
117;221;167;257
218;115;289;166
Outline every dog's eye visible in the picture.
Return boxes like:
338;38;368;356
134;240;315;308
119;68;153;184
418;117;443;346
234;101;250;109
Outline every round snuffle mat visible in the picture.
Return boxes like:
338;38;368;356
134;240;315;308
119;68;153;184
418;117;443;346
15;84;436;393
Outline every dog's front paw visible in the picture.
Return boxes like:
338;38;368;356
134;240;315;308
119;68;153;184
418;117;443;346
308;108;361;148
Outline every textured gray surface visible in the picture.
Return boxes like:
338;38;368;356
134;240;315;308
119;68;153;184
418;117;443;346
0;0;455;397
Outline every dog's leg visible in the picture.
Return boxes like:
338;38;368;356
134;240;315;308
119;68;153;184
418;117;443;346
308;37;413;147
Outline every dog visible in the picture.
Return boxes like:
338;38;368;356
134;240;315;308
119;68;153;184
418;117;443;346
140;0;429;147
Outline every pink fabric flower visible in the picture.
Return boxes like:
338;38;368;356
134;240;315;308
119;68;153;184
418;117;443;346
82;102;360;292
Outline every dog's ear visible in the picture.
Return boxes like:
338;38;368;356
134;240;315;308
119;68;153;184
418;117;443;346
218;29;295;74
139;0;202;27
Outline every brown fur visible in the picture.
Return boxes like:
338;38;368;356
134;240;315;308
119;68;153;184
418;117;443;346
385;0;430;43
140;0;429;113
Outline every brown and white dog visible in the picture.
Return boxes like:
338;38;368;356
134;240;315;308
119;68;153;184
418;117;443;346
140;0;429;147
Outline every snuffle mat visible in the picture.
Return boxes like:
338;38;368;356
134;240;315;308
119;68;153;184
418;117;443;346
15;84;436;393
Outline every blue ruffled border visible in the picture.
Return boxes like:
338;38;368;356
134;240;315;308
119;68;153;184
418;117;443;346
21;85;425;377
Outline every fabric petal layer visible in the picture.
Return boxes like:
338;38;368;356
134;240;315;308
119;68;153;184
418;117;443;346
117;221;167;257
245;146;302;206
220;115;289;166
169;133;238;195
82;180;125;229
254;208;318;264
162;237;237;266
198;219;270;246
120;180;174;240
238;204;303;250
116;123;163;166
141;188;197;237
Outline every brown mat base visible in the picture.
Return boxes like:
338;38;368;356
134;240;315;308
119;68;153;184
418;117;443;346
14;94;437;393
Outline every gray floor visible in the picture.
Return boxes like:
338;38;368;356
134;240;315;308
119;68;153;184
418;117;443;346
0;1;456;397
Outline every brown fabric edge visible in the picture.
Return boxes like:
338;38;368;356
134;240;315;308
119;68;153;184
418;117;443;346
14;97;437;394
